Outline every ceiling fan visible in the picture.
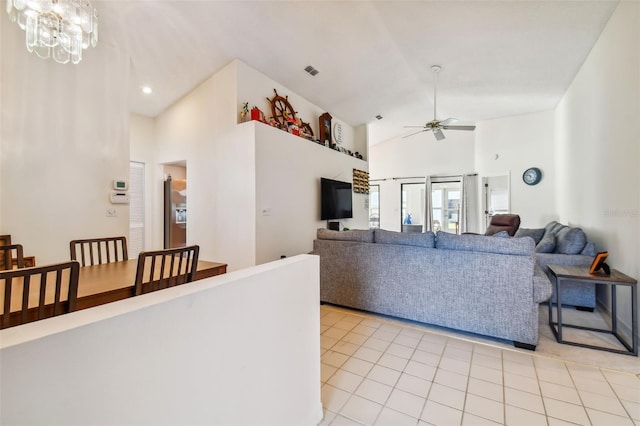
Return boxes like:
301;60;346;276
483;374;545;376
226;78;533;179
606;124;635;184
404;65;476;141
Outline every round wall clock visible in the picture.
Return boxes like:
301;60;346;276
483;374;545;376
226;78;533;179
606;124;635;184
522;167;542;185
333;122;343;144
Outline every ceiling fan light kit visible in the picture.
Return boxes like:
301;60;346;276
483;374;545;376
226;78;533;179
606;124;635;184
404;65;476;141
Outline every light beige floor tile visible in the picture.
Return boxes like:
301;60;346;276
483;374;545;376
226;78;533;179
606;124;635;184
340;394;383;425
343;332;370;346
427;383;466;410
504;404;548;425
321;324;331;334
443;345;473;361
571;375;616;397
395;334;421;349
396;373;432;398
386;342;415;359
461;412;502;425
504;387;545;414
374;406;419;426
342;357;374;377
603;370;640;388
471;352;503;370
322;363;338;383
331;414;366;426
586;408;634;426
352;324;378;337
579;389;629;417
360;318;383;328
333;341;361;356
420;400;463;425
434;368;468;391
385;388;426;419
470;363;502;385
319;409;337;426
372;329;400;343
611;382;640;404
411;349;441;367
446;338;474;353
353;347;383;364
504;371;541;395
367;364;402;387
378;353;409;372
417;340;446;356
504;359;537;378
334;320;359;332
329;369;366;393
363;337;391;352
355;378;393;405
323;350;351;369
539;380;581;405
322;384;352;412
547;418;580;426
567;363;606;382
467;377;503;403
379;323;403;334
464;393;504;423
404;360;437;381
535;366;574;387
322;335;339;350
421;332;448;346
439;356;471;375
544;397;590;425
472;343;503;359
324;327;350;340
620;399;640;422
400;327;425;339
503;349;534;366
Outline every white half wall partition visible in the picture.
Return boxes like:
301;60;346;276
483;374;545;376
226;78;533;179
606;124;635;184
0;255;322;426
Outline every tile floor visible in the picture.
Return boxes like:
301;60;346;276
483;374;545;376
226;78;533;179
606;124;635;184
319;304;640;426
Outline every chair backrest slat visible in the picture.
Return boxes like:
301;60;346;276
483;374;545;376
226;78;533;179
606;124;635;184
134;245;199;296
0;261;80;329
0;244;25;271
70;237;128;267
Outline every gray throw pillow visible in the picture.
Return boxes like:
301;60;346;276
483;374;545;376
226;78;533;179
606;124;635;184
580;242;597;257
515;228;545;244
555;226;587;255
536;233;556;253
492;230;510;238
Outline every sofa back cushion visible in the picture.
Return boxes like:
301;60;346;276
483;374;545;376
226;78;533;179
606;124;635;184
374;229;436;248
515;228;545;244
435;231;534;255
539;221;588;255
316;228;374;243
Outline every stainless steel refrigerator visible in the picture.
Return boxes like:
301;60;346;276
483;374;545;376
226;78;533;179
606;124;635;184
164;175;187;248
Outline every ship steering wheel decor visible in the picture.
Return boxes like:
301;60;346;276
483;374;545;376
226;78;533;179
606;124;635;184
267;88;297;128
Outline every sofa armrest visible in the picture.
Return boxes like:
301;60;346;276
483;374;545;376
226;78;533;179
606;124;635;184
532;264;552;303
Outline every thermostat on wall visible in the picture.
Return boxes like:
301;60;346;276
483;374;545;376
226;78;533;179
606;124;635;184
113;179;128;191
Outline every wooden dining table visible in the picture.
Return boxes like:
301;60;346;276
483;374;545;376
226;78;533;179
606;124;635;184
1;259;227;328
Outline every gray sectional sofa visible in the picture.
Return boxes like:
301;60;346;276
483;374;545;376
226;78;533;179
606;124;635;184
312;228;552;349
516;221;598;309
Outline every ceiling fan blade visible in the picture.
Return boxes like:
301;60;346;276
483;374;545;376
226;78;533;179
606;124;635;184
442;124;476;131
402;129;427;139
433;128;445;141
404;125;427;128
438;118;458;126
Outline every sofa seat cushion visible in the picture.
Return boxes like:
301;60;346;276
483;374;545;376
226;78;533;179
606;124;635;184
317;228;374;243
515;228;545;244
374;229;436;248
436;231;534;255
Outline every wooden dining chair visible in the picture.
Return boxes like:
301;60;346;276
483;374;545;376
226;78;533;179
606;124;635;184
70;236;128;266
0;244;25;271
1;260;80;329
134;245;199;296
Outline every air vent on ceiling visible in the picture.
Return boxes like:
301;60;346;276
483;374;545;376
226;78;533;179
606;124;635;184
304;65;319;76
376;115;383;120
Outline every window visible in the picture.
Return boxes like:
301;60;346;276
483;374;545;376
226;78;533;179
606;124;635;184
129;162;145;258
431;180;461;234
401;183;425;232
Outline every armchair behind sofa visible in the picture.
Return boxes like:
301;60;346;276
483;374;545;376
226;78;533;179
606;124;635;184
485;214;521;236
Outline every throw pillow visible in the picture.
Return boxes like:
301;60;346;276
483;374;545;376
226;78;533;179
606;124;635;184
514;228;545;244
374;229;436;248
580;242;597;257
316;228;374;243
555;226;587;255
536;233;556;253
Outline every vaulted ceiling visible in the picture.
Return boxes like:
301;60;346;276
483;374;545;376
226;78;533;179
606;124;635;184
96;0;618;145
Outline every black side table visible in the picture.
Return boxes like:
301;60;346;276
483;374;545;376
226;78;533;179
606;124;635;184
548;264;637;356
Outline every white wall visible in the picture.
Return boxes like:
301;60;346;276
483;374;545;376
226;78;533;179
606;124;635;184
130;114;157;253
368;131;475;231
475;110;558;228
0;255;322;426
0;18;130;264
554;2;639;337
254;122;368;264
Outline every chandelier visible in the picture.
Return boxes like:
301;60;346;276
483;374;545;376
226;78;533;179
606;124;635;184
6;0;98;64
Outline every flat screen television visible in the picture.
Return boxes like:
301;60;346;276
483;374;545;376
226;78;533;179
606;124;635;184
320;177;353;220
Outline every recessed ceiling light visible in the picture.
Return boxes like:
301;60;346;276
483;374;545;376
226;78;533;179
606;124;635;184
141;86;153;94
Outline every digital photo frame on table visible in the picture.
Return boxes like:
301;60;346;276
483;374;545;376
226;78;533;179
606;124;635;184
589;251;610;275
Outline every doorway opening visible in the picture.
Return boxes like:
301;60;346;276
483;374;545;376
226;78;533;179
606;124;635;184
163;162;187;249
401;183;425;232
431;180;462;234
